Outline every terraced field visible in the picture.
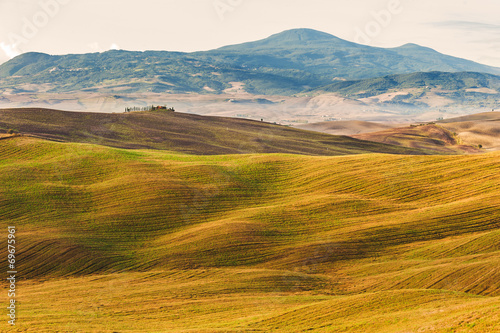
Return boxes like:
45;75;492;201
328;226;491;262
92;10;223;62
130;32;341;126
1;135;499;332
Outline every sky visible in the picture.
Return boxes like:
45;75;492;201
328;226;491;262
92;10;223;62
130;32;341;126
1;0;500;67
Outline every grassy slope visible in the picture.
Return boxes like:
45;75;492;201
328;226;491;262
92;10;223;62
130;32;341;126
439;112;500;151
294;120;397;136
438;111;500;124
1;136;500;331
346;112;500;154
352;124;479;154
0;108;428;156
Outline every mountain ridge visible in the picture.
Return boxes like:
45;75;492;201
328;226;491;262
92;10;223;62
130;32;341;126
1;28;500;96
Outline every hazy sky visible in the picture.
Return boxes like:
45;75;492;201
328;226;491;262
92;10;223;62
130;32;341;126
1;0;500;67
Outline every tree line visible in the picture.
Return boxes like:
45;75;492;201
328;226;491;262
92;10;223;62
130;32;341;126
125;105;175;112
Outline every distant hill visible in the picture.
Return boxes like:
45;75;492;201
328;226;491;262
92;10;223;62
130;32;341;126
319;111;500;154
308;71;500;109
310;71;500;95
1;28;499;95
438;111;500;151
351;124;478;154
295;120;398;136
295;111;500;154
0;108;429;156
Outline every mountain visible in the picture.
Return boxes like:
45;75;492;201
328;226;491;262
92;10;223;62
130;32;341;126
1;29;500;96
203;29;500;78
388;43;500;74
0;49;325;95
215;28;358;50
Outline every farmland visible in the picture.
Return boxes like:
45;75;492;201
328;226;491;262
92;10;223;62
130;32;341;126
0;130;499;331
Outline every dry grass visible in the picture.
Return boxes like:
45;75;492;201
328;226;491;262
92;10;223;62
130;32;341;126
439;112;500;151
7;273;499;332
352;124;479;154
1;136;500;331
295;120;399;136
0;108;427;156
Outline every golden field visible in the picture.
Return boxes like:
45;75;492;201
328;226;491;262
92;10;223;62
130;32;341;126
0;126;499;332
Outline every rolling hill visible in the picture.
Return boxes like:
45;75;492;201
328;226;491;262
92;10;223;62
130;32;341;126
1;135;500;331
438;111;500;151
317;112;500;154
351;123;478;154
0;107;433;155
1;29;500;96
295;120;398;136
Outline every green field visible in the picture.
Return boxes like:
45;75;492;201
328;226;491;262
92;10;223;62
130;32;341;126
1;131;499;332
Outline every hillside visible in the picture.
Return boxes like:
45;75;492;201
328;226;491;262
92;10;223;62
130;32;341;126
0;107;432;155
352;124;478;154
208;29;500;79
308;71;500;109
1;29;499;96
1;136;499;331
347;112;500;153
438;111;500;151
295;120;398;136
